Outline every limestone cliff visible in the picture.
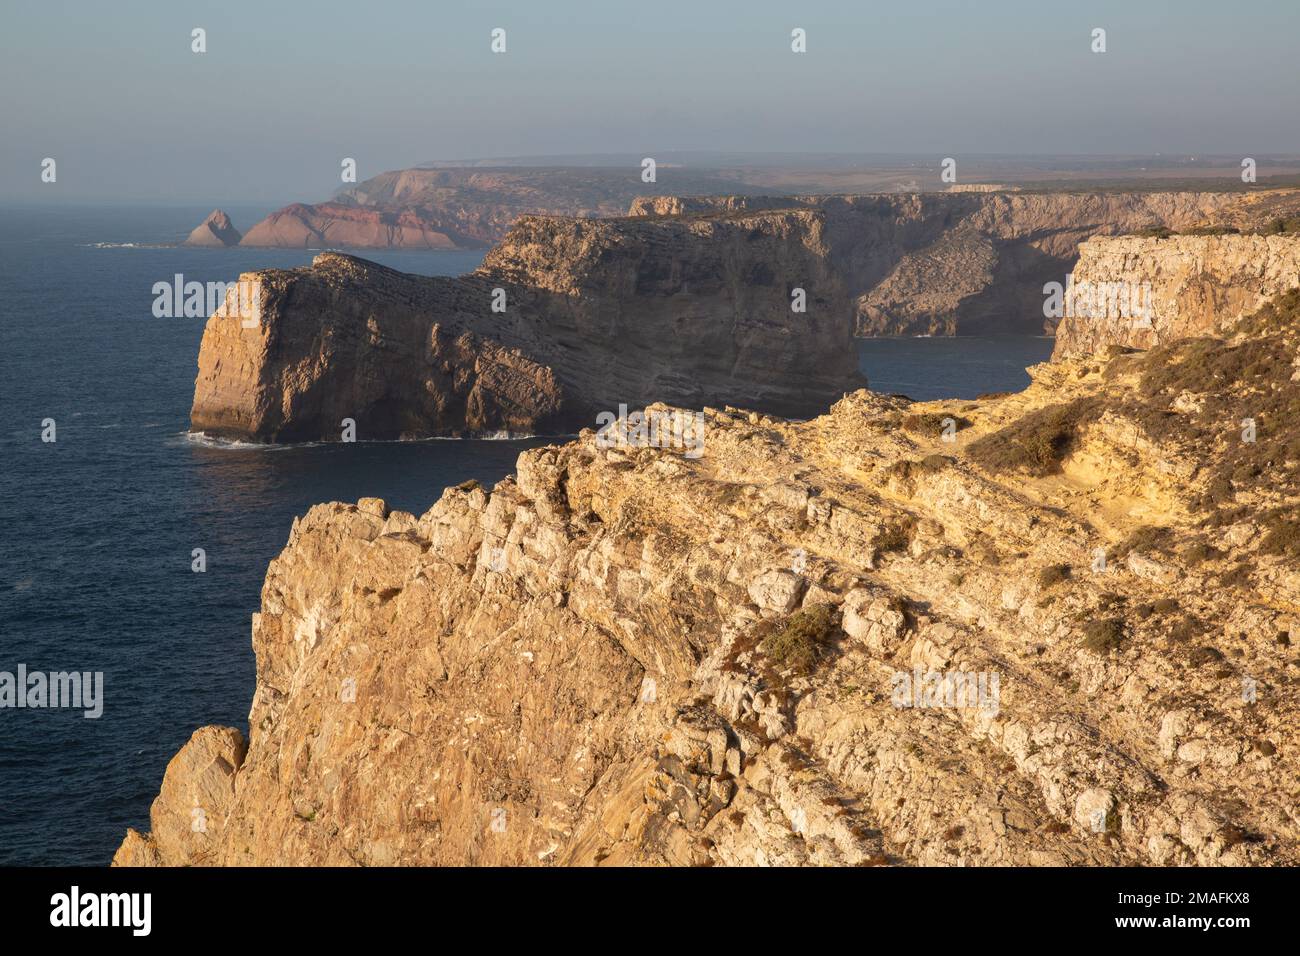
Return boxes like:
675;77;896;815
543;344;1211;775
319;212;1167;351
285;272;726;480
1053;234;1300;358
190;208;862;442
123;289;1300;867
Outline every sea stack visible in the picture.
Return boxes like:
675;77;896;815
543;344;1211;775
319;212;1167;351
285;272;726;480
184;209;242;247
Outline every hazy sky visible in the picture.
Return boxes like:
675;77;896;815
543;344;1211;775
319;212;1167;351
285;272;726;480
3;0;1298;202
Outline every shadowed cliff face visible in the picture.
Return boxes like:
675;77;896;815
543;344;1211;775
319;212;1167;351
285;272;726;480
190;208;863;442
121;289;1300;867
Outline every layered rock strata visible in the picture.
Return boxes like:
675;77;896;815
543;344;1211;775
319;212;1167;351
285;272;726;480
1052;234;1300;358
125;290;1300;866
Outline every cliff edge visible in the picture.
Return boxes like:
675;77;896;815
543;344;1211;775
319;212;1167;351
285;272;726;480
125;287;1300;866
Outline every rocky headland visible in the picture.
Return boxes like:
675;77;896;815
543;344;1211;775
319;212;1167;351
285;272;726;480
120;276;1300;866
190;208;861;442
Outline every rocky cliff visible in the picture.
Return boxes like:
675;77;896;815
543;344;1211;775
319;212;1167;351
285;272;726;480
632;191;1300;335
1052;234;1300;358
238;202;472;249
184;209;241;247
122;288;1300;867
190;208;862;442
221;177;1300;338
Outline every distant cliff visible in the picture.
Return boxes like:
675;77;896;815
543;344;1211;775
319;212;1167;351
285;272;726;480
632;191;1300;336
1053;234;1300;358
235;166;774;250
239;202;474;249
190;207;862;442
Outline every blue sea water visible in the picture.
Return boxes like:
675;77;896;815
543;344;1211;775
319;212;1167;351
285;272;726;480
0;205;1052;865
855;335;1054;402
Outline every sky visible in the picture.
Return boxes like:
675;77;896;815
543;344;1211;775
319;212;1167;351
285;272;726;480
2;0;1298;202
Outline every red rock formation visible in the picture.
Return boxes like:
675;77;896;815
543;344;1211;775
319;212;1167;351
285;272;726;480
238;202;470;249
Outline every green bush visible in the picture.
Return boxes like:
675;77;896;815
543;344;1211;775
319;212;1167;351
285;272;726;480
760;604;839;674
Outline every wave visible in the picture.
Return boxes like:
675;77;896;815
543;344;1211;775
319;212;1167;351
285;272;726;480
176;431;302;451
80;242;175;249
179;430;567;449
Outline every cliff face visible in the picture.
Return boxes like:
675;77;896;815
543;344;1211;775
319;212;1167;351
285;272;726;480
123;289;1300;867
184;209;242;247
632;191;1300;335
190;208;862;442
1053;234;1300;358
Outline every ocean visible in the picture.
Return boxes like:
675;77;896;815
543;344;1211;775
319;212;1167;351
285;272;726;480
0;204;1053;865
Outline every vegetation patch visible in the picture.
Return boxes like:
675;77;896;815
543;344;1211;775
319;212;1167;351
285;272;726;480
1188;644;1225;666
966;398;1103;476
1037;564;1071;589
885;456;948;484
759;604;840;675
1181;542;1225;565
872;516;917;554
900;412;973;439
1113;525;1174;560
1082;618;1125;655
1259;509;1300;559
1117;290;1300;518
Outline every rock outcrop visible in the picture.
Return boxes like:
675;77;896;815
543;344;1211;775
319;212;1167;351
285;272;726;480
125;288;1300;867
1053;234;1300;358
183;209;241;247
190;209;862;442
